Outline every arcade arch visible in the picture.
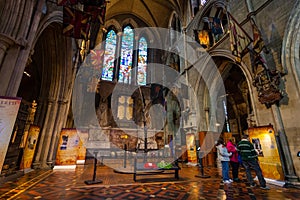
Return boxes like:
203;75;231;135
3;21;75;171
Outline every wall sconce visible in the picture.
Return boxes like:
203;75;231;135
215;123;221;127
120;134;128;139
23;71;31;77
102;27;107;33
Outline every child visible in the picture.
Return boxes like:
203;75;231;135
216;138;233;184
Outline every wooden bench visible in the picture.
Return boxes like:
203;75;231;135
133;157;180;181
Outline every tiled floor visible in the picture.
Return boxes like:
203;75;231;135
0;162;299;200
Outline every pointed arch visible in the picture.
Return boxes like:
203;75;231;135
102;28;117;81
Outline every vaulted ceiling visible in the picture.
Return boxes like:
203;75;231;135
105;0;187;27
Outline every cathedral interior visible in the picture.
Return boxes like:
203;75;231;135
0;0;300;199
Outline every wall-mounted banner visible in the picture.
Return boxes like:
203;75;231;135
186;133;197;163
20;125;40;169
248;125;284;181
55;128;80;165
0;96;21;173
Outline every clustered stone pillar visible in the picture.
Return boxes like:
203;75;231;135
0;0;46;97
47;100;70;166
245;0;298;184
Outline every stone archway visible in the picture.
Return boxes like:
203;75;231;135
217;58;252;137
281;1;300;96
1;20;76;173
10;20;76;169
32;22;75;168
195;48;256;134
281;1;300;181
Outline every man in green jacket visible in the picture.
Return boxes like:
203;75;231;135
237;135;269;190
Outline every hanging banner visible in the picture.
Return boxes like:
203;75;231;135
0;96;21;173
20;125;40;169
63;6;91;39
186;133;197;163
55;128;80;165
57;0;78;6
248;125;284;180
198;30;210;49
228;12;252;62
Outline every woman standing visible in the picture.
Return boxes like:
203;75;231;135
226;137;240;182
216;138;232;184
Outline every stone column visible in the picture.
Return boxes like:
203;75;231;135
32;99;54;168
271;105;298;182
114;32;122;81
245;0;299;184
40;100;58;168
2;0;46;97
0;35;22;95
47;100;68;166
0;34;17;65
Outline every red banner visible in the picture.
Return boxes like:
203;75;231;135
251;19;266;54
63;6;91;39
228;13;252;62
84;4;106;24
57;0;78;6
79;0;105;6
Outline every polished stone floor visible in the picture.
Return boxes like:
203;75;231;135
0;162;299;200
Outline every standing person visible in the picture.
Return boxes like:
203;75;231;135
216;138;233;184
237;135;270;190
226;137;240;182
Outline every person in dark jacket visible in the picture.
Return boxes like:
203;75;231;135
237;135;269;190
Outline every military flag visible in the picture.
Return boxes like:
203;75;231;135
79;0;105;6
84;3;106;24
57;0;78;6
63;6;91;39
251;19;267;54
228;13;252;62
198;30;210;48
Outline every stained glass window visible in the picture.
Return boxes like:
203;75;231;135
137;37;147;85
119;26;134;84
200;0;207;6
102;25;148;85
102;30;116;81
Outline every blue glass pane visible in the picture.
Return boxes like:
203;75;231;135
102;30;116;81
119;26;134;84
137;37;147;85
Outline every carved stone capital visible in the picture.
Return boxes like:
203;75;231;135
58;99;68;105
0;33;17;51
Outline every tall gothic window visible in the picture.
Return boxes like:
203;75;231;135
102;25;148;85
102;29;117;81
137;37;148;85
119;26;134;84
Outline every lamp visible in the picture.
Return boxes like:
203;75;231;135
120;134;128;139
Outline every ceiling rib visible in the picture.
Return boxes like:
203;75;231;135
139;0;158;27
